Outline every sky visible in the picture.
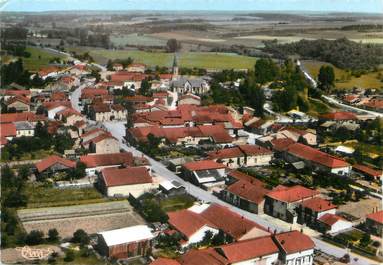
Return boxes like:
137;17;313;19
1;0;382;13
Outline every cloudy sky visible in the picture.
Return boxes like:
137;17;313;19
1;0;382;13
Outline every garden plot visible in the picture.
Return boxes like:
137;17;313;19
18;201;144;238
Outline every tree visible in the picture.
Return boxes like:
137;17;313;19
249;86;265;117
26;230;44;245
106;59;113;71
199;230;214;246
254;58;279;84
72;229;89;246
48;229;59;242
64;249;75;262
166;39;181;53
318;65;335;93
359;233;371;247
139;79;151;96
68;162;86;180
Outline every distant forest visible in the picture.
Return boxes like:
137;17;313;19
262;38;383;71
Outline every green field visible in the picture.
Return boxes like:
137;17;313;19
2;47;66;72
25;184;108;208
302;60;383;90
71;48;257;70
21;47;67;71
111;33;167;47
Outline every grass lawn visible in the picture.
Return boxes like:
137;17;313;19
25;184;108;208
178;52;257;70
160;195;195;212
69;47;257;70
302;60;383;90
307;98;332;116
21;47;67;71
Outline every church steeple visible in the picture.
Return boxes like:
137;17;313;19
172;53;179;80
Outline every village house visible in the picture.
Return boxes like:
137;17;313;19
35;155;76;178
352;164;382;181
208;144;273;169
128;125;233;147
6;95;31;112
264;185;320;223
159;180;186;196
97;225;154;259
151;230;315;265
82;132;120;154
56;107;85;126
89;104;127;122
170;77;210;95
178;93;201;106
44;101;72;120
14;121;35;137
317;213;353;234
127;63;146;73
167;203;269;248
273;230;315;265
275;142;351;176
112;63;124;71
0;89;31;101
80;88;109;105
38;66;60;80
181;160;227;188
365;210;383;236
99;167;154;197
80;152;135;176
298;197;337;225
0;123;17;142
0;112;47;125
111;72;146;90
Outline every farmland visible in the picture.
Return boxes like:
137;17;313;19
23;47;67;71
302;60;383;90
70;48;257;69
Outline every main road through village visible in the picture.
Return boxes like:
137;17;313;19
69;67;379;265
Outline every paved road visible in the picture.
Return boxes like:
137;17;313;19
70;74;378;265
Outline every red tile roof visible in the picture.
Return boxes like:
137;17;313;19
0;123;16;137
168;209;217;238
111;72;147;82
101;167;152;187
159;74;173;80
238;144;273;156
183;160;226;172
208;147;244;160
226;180;270;204
266;185;320;203
301;197;337;212
227;170;263;184
0;112;47;124
43;101;72;110
366;210;383;224
83;133;117;145
274;230;315;254
318;213;346;226
6;95;30;105
178;248;228;265
200;204;268;240
270;138;295;152
320;111;357;121
353;164;382;178
0;89;31;97
80;152;134;168
218;236;278;263
51;92;68;101
80;88;109;98
35;155;76;173
150;258;180;265
286;143;350;169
